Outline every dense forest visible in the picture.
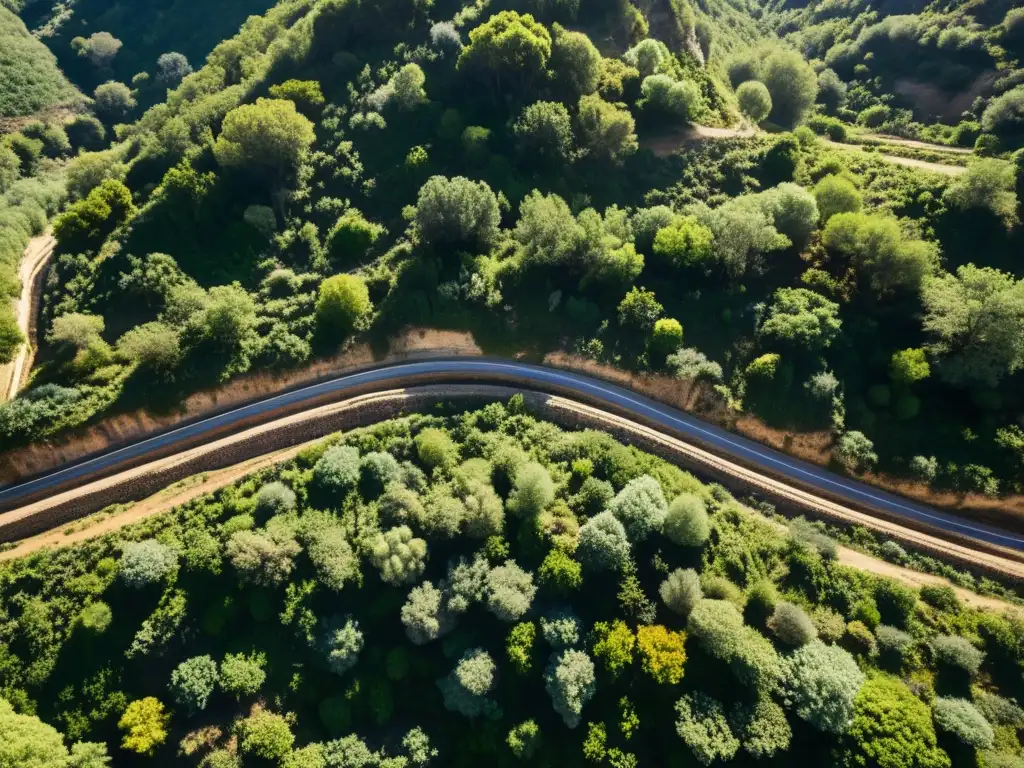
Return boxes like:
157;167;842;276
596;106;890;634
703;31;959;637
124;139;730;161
3;400;1024;767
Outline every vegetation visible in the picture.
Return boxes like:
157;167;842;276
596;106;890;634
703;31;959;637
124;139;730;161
0;402;1022;766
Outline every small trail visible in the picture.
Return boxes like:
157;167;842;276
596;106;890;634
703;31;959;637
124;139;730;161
642;124;967;176
863;133;972;155
0;233;55;402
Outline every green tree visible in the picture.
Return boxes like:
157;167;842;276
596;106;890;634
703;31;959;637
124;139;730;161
617;287;662;332
550;26;601;99
736;80;772;122
116;321;181;374
931;698;994;749
835;431;877;472
118;698;169;756
650;318;683;361
840;676;950;768
507;621;537;673
415;427;459;469
545;649;596;728
576;94;638;163
268;79;325;111
213;98;315;184
316;274;372;337
169;656;219;714
760;287;841;350
507;461;556;515
608;475;667;541
513;102;575;164
920;265;1024;386
577;511;631;571
414;175;501;250
538;549;583;593
660;568;702;616
369;525;428;585
943;159;1018;226
638;75;702;122
813;175;862;223
457;11;552;96
326;209;385;264
823;212;937;295
889;348;930;384
219;652;267;698
591;619;635;677
237;709;294;760
652;216;714;269
438;648;499;718
674;692;740;765
52;178;135;252
636;625;686;684
759;48;819;126
119;539;178;587
507;719;541;758
0;698;97;768
663;494;709;547
92;81;135;118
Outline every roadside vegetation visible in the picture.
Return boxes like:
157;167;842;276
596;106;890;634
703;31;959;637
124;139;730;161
3;399;1024;767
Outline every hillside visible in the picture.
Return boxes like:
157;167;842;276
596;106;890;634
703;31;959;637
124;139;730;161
2;403;1023;767
0;7;81;120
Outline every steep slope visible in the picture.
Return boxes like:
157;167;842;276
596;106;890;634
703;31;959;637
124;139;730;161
0;7;81;120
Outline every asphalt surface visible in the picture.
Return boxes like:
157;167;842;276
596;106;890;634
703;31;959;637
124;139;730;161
1;358;1023;550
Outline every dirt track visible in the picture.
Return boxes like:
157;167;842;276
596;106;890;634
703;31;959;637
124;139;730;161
0;233;54;402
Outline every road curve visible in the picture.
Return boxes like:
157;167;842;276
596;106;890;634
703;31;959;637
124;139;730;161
1;358;1022;551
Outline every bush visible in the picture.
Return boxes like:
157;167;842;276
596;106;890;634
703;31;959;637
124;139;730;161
731;697;792;759
313;445;361;493
660;568;702;617
119;540;178;587
932;697;994;749
919;585;959;612
322;616;364;675
438;648;499;718
608;475;667;541
760;48;818;126
254;481;296;520
402;581;454;645
414;175;501;250
326;209;385;264
813;175;861;223
507;462;556;516
638;75;701;121
875;625;914;667
236;709;294;760
835;431;878;473
538;549;583;593
369;526;429;585
540;610;583;648
544;649;596;728
845;676;948;768
487;560;537;621
219;652;266;698
782;641;864;733
636;625;686;684
576;511;631;571
77;601;113;633
118;698;169;755
416;427;460;470
662;493;709;546
930;635;984;677
652;216;714;270
674;693;740;765
768;602;816;646
315;275;372;337
736;81;772;122
169;656;219;713
507;719;541;758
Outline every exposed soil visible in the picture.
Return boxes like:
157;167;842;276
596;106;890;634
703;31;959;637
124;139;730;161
0;233;54;401
866;134;972;155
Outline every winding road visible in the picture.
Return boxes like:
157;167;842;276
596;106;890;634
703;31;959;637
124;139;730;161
1;358;1022;553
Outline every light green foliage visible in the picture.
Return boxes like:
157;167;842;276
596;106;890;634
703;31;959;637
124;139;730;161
0;8;78;118
300;513;358;591
47;313;104;351
213;98;315;183
315;274;372;336
639;75;702;121
636;625;686;684
982;86;1024;138
583;721;607;762
402;581;453;645
689;195;788;277
268;79;325;110
652;216;714;269
921;265;1024;386
674;692;740;765
507;621;537;674
835;431;878;473
507;461;556;516
623;39;670;78
438;648;499;718
575;94;638;163
663;493;709;546
540;610;582;648
119;539;178;588
932;697;994;749
326;209;385;264
813;175;862;223
389;64;428;111
118;698;169;755
457;11;552;95
931;635;984;677
736;81;772;122
219;652;266;698
660;568;702;616
416;427;459;470
415;175;501;250
236;709;294;760
226;525;301;586
551;26;601;98
758;183;819;248
52;178;135;252
591;619;635;676
890;348;930;384
843;676;950;768
538;549;582;592
515;190;581;266
822;212;937;295
116;322;181;374
169;655;219;713
370;525;429;585
759;48;818;126
731;697;792;758
760;288;841;350
687;599;782;691
255;481;296;519
77;601;112;633
93;81;135;118
322;616;364;675
514;102;574;163
650;317;683;361
782;641;864;733
507;719;541;758
577;511;631;571
314;445;362;493
487;560;537;621
768;602;816;646
944;159;1018;226
608;475;667;541
0;697;81;767
617;286;662;331
445;555;491;613
544;648;596;728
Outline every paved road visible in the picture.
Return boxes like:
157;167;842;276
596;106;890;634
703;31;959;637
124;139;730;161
1;358;1022;550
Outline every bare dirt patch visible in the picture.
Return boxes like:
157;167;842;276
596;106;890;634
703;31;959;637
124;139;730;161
0;233;54;402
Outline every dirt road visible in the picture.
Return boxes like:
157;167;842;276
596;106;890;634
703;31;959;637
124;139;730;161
0;233;54;402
